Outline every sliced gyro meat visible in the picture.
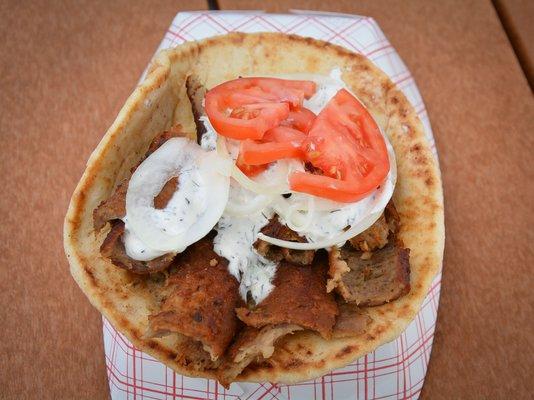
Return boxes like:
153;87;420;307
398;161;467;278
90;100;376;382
186;74;207;143
93;129;186;273
148;237;242;361
218;324;302;386
329;241;410;307
254;217;315;266
332;303;372;338
349;202;400;252
236;256;338;339
100;220;176;274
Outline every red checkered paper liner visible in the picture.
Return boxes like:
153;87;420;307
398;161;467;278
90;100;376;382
103;11;442;400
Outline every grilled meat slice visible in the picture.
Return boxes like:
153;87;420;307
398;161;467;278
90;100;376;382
218;324;302;386
185;74;207;144
93;128;184;230
153;177;178;209
95;178;178;274
93;129;184;273
326;244;351;294
93;176;178;232
332;303;372;338
93;181;128;231
384;202;400;234
328;201;410;305
254;217;315;266
349;213;389;252
146;125;184;156
148;237;242;360
100;220;176;274
236;257;338;339
349;203;400;252
175;338;222;371
329;241;410;306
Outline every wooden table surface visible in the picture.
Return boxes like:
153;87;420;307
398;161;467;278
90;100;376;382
1;1;532;399
494;0;534;87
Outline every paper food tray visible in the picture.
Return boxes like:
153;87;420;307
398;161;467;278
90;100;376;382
103;11;442;400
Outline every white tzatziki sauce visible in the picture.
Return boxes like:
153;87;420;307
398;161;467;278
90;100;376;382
121;69;394;306
123;216;168;261
302;68;346;114
213;182;276;303
202;69;395;303
122;137;230;258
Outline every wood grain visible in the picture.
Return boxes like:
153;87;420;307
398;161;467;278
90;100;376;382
221;1;534;399
0;0;533;399
0;1;206;399
494;0;534;87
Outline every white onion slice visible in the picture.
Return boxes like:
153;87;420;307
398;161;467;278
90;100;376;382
231;164;288;195
217;134;304;196
257;210;382;250
276;194;347;213
275;195;315;232
224;193;275;217
125;137;230;253
257;137;397;250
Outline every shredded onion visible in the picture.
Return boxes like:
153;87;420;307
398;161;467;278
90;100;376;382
274;195;315;232
125;138;230;253
224;193;275;217
217;135;305;196
257;210;382;250
231;164;289;195
207;76;399;252
257;136;397;250
216;133;231;159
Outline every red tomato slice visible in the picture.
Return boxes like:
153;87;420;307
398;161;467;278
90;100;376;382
205;78;316;139
290;89;389;202
240;126;307;167
228;87;278;106
240;139;303;166
236;152;269;177
279;80;317;99
280;108;316;133
207;100;289;140
253;79;316;108
262;126;307;143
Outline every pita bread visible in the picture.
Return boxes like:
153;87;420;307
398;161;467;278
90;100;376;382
64;32;444;383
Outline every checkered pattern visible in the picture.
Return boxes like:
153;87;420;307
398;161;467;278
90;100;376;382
103;11;442;400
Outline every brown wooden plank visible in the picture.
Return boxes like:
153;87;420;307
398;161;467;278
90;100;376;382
494;0;534;88
1;1;533;399
0;1;206;399
218;1;534;399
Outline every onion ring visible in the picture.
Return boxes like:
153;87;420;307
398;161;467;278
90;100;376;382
125;137;230;253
